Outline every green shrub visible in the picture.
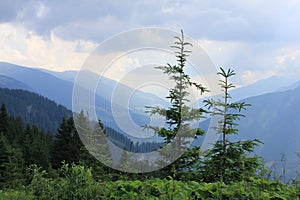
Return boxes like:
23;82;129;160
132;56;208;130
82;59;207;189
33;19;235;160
0;189;34;200
26;163;300;199
28;163;100;200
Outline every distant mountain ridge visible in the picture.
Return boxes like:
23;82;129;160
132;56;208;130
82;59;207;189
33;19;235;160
38;68;170;113
0;75;33;91
229;76;293;101
276;79;300;92
0;62;74;109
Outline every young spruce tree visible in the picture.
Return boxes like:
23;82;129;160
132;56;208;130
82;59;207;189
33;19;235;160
145;30;207;179
200;67;261;183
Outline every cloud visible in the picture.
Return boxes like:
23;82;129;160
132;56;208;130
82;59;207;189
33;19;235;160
275;48;300;79
1;0;300;43
195;38;300;85
1;0;300;87
0;23;96;71
0;0;29;22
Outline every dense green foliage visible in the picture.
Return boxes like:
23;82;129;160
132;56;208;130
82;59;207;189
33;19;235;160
0;103;53;189
1;163;299;199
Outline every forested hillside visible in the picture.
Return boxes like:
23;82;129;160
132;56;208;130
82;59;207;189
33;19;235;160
0;88;72;133
0;102;162;186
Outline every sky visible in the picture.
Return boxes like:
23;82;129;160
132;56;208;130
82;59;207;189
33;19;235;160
1;0;300;87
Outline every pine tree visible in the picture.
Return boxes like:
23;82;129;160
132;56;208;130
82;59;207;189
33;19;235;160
0;103;8;136
118;148;133;173
33;126;51;169
145;30;207;178
89;120;115;180
200;67;261;183
0;133;24;189
51;117;81;168
74;111;114;180
8;116;24;146
21;125;50;168
72;111;92;166
22;125;34;166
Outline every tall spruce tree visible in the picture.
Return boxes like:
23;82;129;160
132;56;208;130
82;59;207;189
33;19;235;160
0;103;8;136
51;117;81;168
75;111;114;180
8;116;24;146
200;67;261;183
118;148;134;173
22;125;51;169
145;30;207;178
89;120;115;180
0;133;24;189
22;125;33;166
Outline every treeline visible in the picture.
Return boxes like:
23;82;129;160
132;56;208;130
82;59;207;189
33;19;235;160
106;127;162;153
0;103;164;189
0;88;72;133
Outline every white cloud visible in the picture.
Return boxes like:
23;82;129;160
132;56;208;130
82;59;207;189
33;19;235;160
241;70;276;86
274;48;300;79
195;38;300;86
0;23;96;71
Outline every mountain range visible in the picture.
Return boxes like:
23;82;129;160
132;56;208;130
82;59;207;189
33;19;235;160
1;61;299;179
0;62;164;134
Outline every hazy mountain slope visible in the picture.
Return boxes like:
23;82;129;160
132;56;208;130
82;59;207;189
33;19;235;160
276;79;300;92
0;62;150;132
46;69;169;111
37;68;78;83
238;86;300;172
233;76;292;100
0;75;33;91
194;76;293;109
0;62;74;109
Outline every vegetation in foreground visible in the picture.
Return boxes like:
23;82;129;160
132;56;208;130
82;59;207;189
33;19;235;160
1;163;300;200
